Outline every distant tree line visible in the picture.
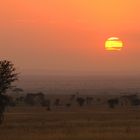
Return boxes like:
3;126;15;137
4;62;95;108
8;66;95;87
7;90;140;111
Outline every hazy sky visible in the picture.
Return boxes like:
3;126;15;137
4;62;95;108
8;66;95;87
0;0;140;75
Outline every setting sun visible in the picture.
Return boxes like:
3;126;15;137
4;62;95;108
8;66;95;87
105;37;123;51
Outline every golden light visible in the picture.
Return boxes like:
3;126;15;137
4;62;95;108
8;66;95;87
105;37;123;51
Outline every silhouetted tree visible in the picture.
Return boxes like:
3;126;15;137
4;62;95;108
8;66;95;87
0;94;9;124
8;96;16;107
86;97;93;105
0;60;18;124
46;100;51;111
15;96;25;105
120;94;140;106
66;103;71;108
24;93;35;106
76;97;85;107
54;98;60;106
107;98;119;109
131;98;140;106
24;92;45;106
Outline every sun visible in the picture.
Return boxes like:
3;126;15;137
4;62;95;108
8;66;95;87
105;37;123;51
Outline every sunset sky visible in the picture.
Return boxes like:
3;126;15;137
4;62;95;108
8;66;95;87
0;0;140;75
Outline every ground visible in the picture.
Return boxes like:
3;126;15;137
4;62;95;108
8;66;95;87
0;106;140;140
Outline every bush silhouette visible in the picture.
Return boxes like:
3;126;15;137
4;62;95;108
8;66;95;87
107;98;119;109
76;97;85;107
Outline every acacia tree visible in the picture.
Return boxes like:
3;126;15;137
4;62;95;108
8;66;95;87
0;60;18;124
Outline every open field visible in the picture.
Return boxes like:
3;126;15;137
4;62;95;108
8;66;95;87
1;107;140;140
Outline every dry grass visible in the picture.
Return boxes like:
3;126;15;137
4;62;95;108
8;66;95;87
0;107;140;140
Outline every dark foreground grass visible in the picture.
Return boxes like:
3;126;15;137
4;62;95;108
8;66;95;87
0;107;140;140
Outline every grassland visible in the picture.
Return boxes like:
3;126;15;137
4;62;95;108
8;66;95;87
0;106;140;140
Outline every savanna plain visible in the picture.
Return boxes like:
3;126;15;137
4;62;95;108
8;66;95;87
1;95;140;140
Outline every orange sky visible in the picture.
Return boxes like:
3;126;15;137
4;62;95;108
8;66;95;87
0;0;140;75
